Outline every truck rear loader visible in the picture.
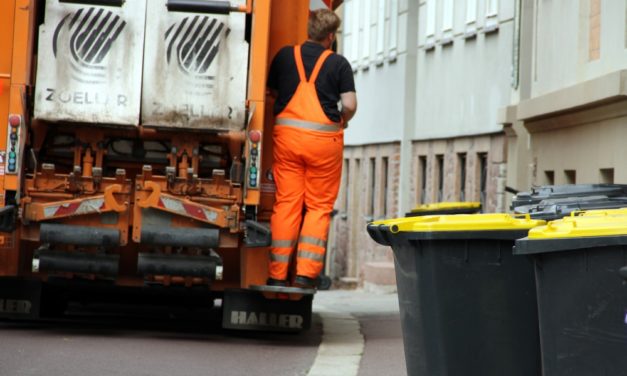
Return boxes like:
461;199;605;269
0;0;337;331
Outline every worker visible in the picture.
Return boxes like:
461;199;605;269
266;8;357;289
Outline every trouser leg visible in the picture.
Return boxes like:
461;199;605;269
297;137;343;279
269;136;305;281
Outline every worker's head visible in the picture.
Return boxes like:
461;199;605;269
308;9;341;48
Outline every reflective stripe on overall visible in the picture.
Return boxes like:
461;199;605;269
269;45;343;280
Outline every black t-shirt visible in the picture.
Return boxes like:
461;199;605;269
267;41;355;123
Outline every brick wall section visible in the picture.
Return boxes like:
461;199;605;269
409;133;507;213
328;142;400;283
328;134;506;285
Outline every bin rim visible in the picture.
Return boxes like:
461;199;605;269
372;213;544;234
409;201;482;213
578;208;627;217
515;234;627;255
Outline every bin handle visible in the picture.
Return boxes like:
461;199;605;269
620;266;627;281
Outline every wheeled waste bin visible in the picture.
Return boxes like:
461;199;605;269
367;214;545;376
405;202;481;217
515;210;627;376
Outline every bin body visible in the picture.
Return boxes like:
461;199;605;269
369;214;545;376
516;214;627;376
533;247;627;376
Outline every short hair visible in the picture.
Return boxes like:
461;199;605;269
308;9;341;42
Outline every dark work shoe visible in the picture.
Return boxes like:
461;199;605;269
266;278;287;287
293;275;317;289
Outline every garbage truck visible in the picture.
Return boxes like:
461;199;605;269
0;0;337;331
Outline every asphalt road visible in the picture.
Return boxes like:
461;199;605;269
0;302;322;376
0;290;406;376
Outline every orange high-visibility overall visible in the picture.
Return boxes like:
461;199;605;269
269;45;343;281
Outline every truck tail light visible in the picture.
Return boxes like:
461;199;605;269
7;114;22;174
247;130;261;188
8;115;21;128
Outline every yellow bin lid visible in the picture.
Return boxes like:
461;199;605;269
579;208;627;217
376;213;545;234
528;212;627;239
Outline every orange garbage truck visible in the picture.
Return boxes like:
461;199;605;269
0;0;338;331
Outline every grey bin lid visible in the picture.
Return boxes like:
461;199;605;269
513;195;627;221
511;184;627;211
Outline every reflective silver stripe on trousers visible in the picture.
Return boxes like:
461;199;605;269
270;253;290;262
297;250;325;262
276;118;341;132
272;239;296;248
299;235;327;248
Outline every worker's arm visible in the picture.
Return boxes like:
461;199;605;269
340;91;357;126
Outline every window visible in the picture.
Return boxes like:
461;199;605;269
600;168;614;184
361;0;372;68
436;154;444;202
478;153;488;207
418;155;427;204
381;157;389;217
368;157;376;217
564;170;576;184
458;153;467;201
343;0;355;63
425;0;436;49
465;0;478;37
589;0;601;60
375;0;386;65
350;0;360;69
355;159;361;213
388;0;398;60
544;170;555;185
442;0;454;44
342;158;350;212
625;1;627;49
485;0;499;33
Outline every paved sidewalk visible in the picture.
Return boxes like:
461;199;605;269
312;289;407;376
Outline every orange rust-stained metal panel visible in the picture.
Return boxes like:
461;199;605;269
240;246;270;288
252;0;310;216
0;1;15;77
10;0;36;86
269;0;309;61
244;0;271;205
247;0;271;104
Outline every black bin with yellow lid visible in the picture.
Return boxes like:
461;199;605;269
368;213;545;376
515;209;627;376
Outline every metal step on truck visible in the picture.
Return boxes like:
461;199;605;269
0;0;337;332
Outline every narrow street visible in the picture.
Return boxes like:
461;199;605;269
0;290;406;376
0;301;322;376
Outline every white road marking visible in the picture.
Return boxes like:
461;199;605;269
307;305;364;376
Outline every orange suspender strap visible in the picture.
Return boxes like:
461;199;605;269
293;45;333;84
293;45;307;82
308;50;333;83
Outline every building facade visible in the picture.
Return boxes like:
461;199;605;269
504;0;627;192
329;0;516;288
330;0;627;288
